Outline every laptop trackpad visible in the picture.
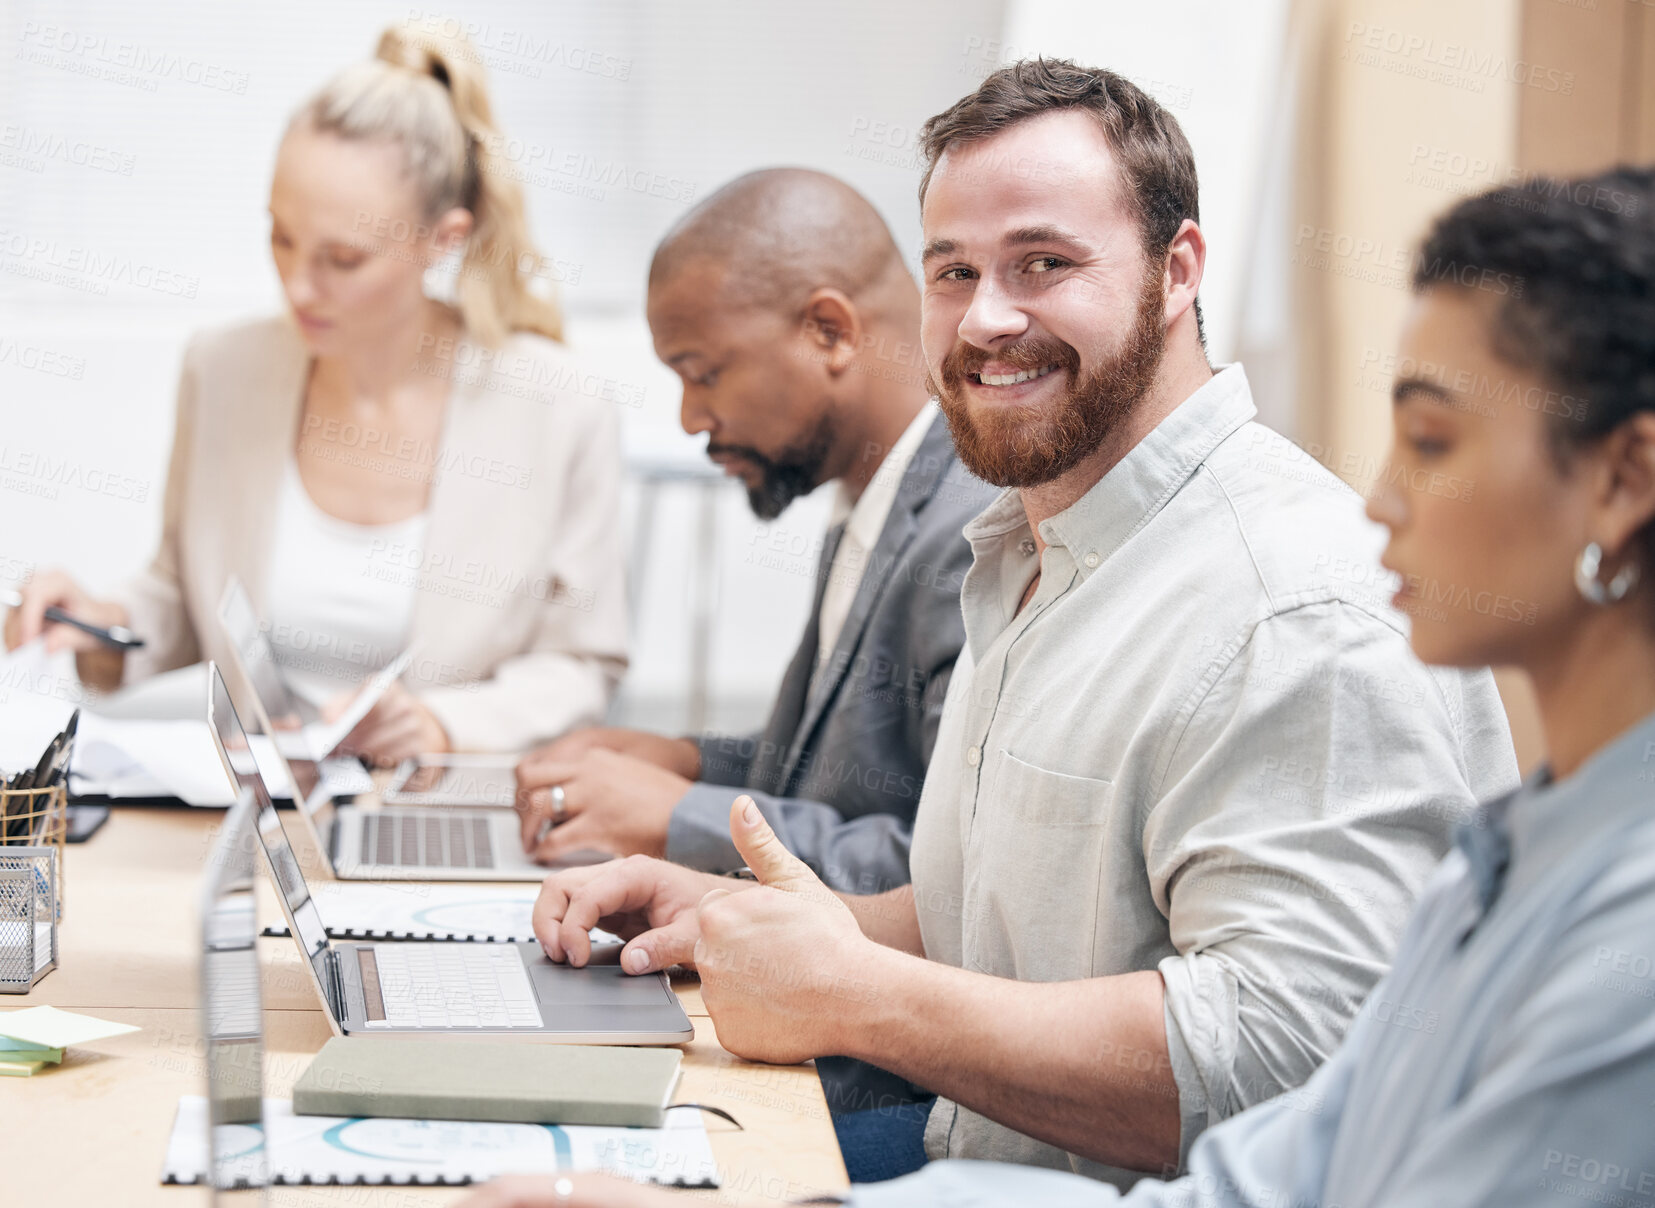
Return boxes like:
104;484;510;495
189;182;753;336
527;956;671;1006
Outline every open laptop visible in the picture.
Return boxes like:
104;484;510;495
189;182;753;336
217;579;557;881
206;663;693;1043
198;786;269;1202
216;579;407;773
216;580;375;800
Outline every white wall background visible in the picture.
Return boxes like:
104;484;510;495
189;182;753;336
0;0;1287;733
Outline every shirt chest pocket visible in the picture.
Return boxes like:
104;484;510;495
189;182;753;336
964;750;1115;982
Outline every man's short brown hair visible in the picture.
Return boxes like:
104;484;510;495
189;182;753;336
918;57;1201;261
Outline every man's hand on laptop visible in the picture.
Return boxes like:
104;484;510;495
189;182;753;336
533;852;736;973
518;725;702;780
516;748;690;861
533;793;875;1066
695;796;870;1064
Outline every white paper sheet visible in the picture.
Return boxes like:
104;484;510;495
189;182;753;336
0;645;373;807
305;645;418;760
0;1004;141;1047
0;640;79;774
93;661;208;720
244;737;372;801
162;1097;721;1187
0;652;233;805
71;714;234;806
319;758;375;796
87;655;376;797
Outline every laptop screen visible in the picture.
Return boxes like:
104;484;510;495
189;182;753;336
208;665;329;969
198;786;268;1198
217;579;335;852
218;577;309;724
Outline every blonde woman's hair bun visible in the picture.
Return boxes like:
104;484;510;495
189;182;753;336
372;26;493;138
291;22;563;344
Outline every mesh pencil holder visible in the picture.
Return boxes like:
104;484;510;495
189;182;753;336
0;784;66;993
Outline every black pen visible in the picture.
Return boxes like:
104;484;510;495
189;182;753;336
6;711;78;841
0;588;145;650
35;724;75;843
40;709;78;789
4;747;41;841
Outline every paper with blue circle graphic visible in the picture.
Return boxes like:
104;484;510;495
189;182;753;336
163;1096;720;1187
263;882;544;942
262;882;624;944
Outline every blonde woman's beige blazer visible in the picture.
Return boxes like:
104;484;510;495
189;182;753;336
114;315;628;751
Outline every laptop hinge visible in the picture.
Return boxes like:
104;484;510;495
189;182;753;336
324;948;345;1022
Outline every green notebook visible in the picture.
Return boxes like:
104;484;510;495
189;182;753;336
291;1038;683;1127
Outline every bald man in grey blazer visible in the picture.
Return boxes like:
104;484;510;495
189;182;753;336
513;171;992;1160
515;169;995;899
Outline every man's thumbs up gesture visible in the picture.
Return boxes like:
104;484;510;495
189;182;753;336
696;796;873;1065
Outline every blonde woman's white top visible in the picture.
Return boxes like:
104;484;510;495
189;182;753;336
262;459;428;708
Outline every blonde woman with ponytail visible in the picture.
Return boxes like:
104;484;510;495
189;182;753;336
6;27;627;759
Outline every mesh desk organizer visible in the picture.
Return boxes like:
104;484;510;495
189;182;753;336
0;783;66;992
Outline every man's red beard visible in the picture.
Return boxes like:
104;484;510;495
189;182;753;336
930;269;1167;488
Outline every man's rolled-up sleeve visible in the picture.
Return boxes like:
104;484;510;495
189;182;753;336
1143;600;1480;1168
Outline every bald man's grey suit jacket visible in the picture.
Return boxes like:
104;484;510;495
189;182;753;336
666;415;997;893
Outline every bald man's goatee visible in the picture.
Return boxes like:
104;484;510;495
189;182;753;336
709;411;835;520
931;275;1165;489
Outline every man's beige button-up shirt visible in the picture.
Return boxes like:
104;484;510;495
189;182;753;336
911;365;1520;1188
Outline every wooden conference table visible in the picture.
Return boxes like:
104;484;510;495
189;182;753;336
5;802;849;1206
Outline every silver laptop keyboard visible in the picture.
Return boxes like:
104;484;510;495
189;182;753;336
361;810;496;869
360;943;541;1029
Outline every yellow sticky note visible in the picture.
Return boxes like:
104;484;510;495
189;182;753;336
0;1058;48;1076
0;1006;140;1049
